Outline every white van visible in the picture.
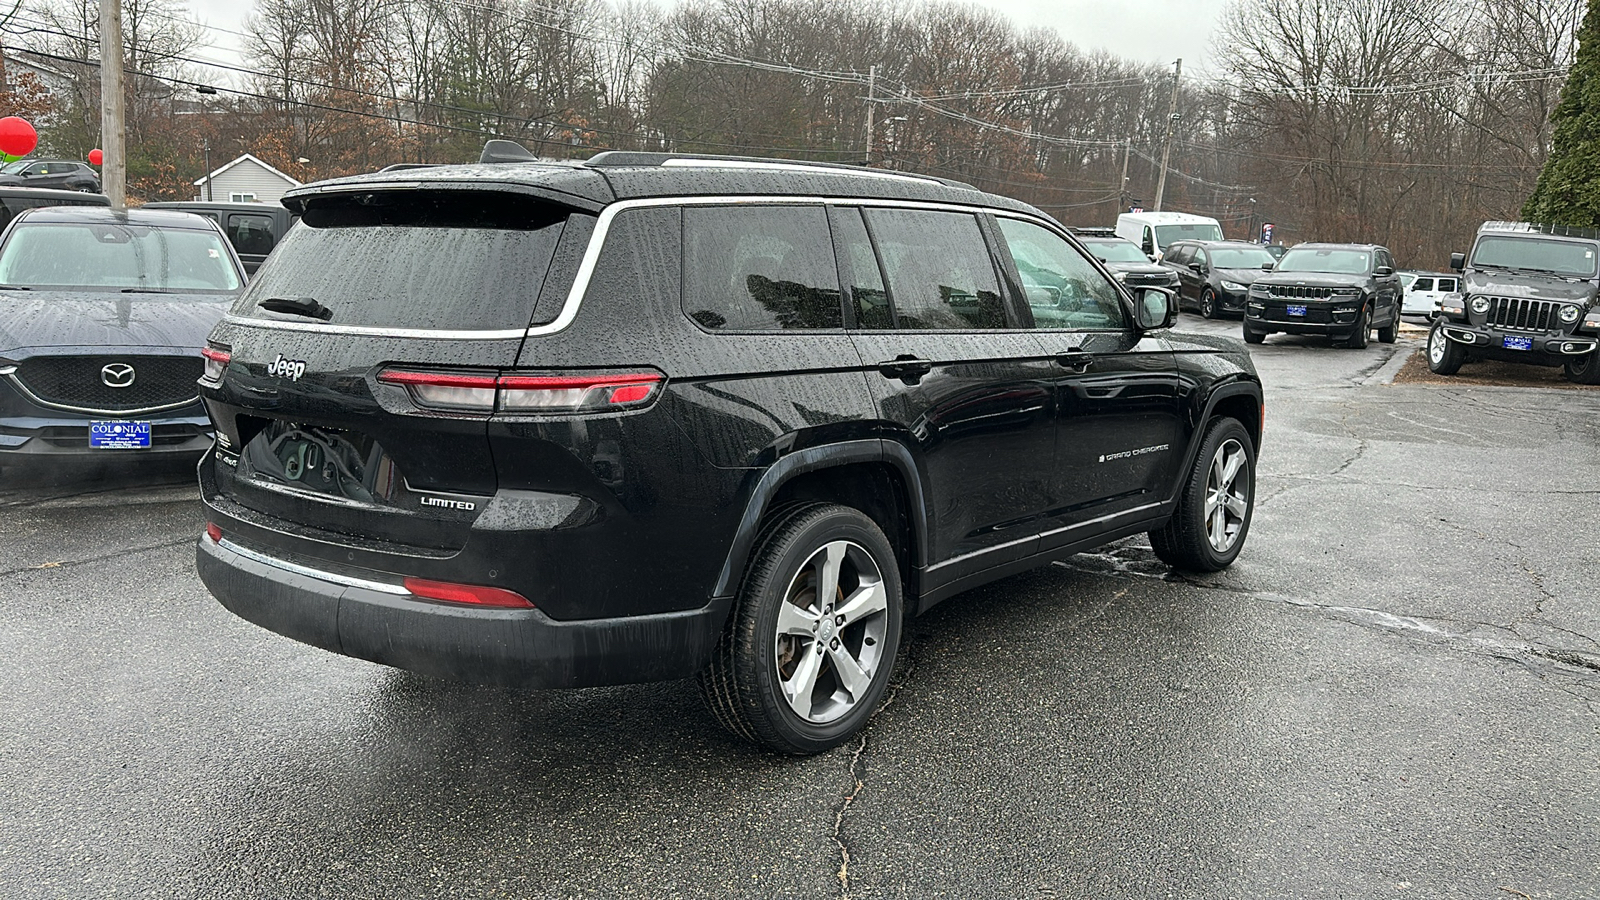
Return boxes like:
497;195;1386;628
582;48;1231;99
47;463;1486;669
1115;211;1225;260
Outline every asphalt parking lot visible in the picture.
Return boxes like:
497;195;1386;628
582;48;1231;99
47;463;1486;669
1;318;1596;899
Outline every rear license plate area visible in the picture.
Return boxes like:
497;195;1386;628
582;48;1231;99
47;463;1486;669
90;421;151;449
1286;304;1307;317
1502;335;1533;351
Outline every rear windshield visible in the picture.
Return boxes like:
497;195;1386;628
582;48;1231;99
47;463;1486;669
0;221;241;292
1471;235;1597;277
235;191;566;330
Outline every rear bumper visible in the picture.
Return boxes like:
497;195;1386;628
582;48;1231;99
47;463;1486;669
196;531;725;688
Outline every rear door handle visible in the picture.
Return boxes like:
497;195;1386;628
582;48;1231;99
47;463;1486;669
878;355;934;384
1055;351;1094;373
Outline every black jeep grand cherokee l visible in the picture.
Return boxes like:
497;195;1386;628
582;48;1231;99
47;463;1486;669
1244;242;1404;348
196;146;1263;754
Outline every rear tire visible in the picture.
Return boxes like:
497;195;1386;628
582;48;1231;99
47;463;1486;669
1343;305;1371;349
1565;350;1600;384
698;502;903;755
1150;417;1255;572
1426;320;1465;375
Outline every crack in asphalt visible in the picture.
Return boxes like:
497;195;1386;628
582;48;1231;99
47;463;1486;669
1055;552;1600;688
0;536;195;578
831;644;917;900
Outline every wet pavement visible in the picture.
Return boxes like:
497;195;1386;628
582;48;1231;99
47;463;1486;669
1;318;1596;898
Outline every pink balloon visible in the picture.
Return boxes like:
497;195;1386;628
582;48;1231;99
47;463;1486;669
0;117;38;158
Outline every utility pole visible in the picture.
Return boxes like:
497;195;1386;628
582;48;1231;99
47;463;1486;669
1152;58;1182;213
1119;138;1131;210
100;0;126;210
863;65;877;167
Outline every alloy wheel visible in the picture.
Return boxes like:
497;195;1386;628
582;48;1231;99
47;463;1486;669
772;540;890;724
1204;439;1250;553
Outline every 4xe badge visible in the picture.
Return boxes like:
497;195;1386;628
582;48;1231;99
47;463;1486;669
265;354;308;381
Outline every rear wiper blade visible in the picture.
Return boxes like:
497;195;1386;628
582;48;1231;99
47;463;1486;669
259;295;333;321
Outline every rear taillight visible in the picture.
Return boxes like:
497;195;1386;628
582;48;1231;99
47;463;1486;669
201;346;230;382
377;369;664;414
205;522;222;543
403;577;533;609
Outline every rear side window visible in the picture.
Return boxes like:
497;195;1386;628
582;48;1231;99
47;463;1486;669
237;191;565;331
226;213;278;255
863;208;1006;329
682;205;843;331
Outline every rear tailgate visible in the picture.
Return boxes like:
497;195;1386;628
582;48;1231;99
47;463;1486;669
200;188;590;555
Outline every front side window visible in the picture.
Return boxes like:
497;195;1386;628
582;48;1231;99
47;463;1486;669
0;222;241;292
997;217;1128;330
1412;277;1434;291
863;208;1006;330
1275;247;1373;275
682;205;843;331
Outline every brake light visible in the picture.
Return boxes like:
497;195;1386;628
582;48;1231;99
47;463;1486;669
403;577;533;609
377;369;664;414
201;346;230;382
377;370;499;411
497;373;664;411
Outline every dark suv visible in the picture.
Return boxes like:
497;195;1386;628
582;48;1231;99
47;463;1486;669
194;145;1264;754
1428;221;1600;383
1244;242;1403;348
0;159;101;193
1161;240;1279;319
1076;233;1182;294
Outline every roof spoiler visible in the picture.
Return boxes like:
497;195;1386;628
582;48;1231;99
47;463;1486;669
480;139;538;164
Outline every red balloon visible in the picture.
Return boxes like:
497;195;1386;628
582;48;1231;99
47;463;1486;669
88;149;103;166
0;117;37;158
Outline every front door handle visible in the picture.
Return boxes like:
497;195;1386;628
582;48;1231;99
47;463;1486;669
1055;351;1093;373
878;355;934;384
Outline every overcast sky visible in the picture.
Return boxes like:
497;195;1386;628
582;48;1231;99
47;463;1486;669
183;0;1229;77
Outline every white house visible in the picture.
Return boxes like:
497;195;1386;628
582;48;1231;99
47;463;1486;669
194;154;301;204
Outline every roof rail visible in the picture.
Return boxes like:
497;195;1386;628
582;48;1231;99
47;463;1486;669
583;151;973;189
1069;227;1119;237
1479;220;1600;240
377;163;441;173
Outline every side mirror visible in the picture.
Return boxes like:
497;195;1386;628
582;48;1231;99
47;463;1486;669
1260;262;1275;271
1449;252;1465;272
1188;261;1204;272
1135;287;1175;330
1374;266;1394;277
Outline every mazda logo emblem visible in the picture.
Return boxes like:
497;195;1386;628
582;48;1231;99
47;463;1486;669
101;363;136;388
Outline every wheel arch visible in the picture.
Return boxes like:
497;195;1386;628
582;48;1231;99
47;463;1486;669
711;440;927;602
1170;380;1262;506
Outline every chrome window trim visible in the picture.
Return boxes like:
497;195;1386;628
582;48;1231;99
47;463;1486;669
221;193;1043;341
216;536;410;595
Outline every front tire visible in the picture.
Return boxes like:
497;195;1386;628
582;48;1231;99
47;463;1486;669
699;502;903;755
1565;349;1600;384
1377;306;1398;343
1426;320;1465;375
1200;289;1218;319
1243;324;1266;344
1343;304;1371;349
1150;418;1256;572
